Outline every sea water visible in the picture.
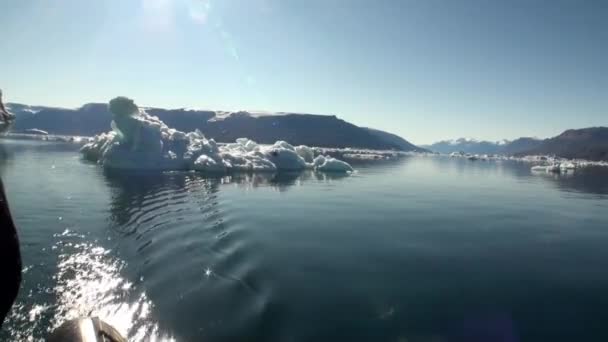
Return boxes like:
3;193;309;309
1;139;608;341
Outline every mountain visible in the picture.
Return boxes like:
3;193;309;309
6;103;423;151
500;137;544;155
362;128;427;152
423;138;506;155
9;103;111;137
423;137;542;155
425;128;608;161
517;127;608;161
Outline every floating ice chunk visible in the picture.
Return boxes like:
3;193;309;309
245;139;258;152
560;161;577;170
313;155;354;172
531;165;547;172
532;164;561;173
193;154;226;173
167;128;187;141
81;131;119;162
221;152;278;172
295;145;314;163
273;141;295;151
232;138;259;152
236;138;250;146
186;129;205;140
313;155;326;167
262;146;307;170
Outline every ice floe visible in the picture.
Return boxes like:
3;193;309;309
445;151;608;171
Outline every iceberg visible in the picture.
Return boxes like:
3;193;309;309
530;164;564;174
531;165;548;172
560;161;577;170
81;97;353;173
312;155;355;172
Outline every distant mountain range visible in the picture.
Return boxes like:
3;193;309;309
424;127;608;161
7;102;607;160
422;137;543;155
6;103;426;152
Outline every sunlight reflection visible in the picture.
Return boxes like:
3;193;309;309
51;235;174;341
4;230;174;341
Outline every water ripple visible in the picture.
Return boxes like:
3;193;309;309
3;231;173;341
102;172;272;340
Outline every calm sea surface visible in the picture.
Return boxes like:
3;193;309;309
1;139;608;341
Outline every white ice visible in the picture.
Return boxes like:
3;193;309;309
531;165;549;172
80;97;353;173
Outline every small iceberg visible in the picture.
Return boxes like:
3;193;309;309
531;165;548;172
531;164;563;174
81;97;353;173
560;161;577;170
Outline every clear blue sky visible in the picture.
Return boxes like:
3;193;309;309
1;0;606;144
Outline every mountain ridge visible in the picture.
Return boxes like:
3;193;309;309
422;137;543;155
516;127;608;161
424;127;608;161
6;102;424;152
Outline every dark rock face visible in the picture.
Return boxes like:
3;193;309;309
500;137;544;155
6;103;423;151
362;128;427;152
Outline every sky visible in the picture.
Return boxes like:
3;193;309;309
0;0;606;144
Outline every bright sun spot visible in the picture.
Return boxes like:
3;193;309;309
188;0;211;24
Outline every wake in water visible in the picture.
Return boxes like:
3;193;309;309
81;97;353;173
2;230;173;341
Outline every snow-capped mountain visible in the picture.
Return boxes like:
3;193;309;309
423;137;543;155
